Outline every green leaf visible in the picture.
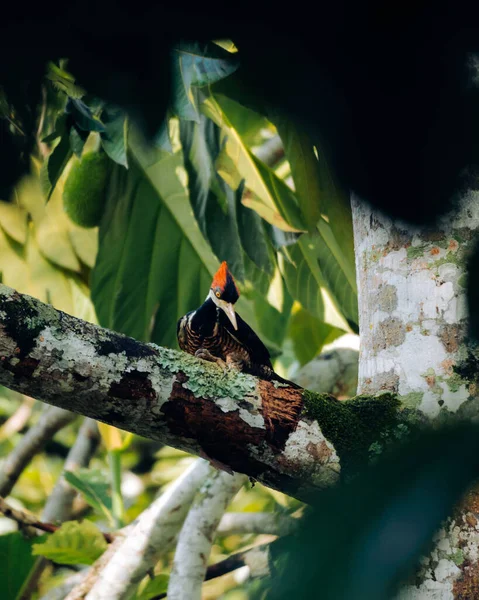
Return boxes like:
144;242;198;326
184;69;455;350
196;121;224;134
69;124;89;157
66;98;105;133
248;268;294;351
0;532;41;600
100;105;128;167
154;119;172;152
271;116;323;232
134;574;169;600
45;129;73;200
202;96;305;233
280;241;353;331
32;520;107;565
171;42;239;122
91;130;218;348
64;468;113;525
289;305;344;366
180;114;247;281
0;201;27;244
46;62;85;99
213;93;271;147
235;186;274;274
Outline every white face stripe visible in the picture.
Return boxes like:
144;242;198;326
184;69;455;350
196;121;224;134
208;289;238;329
208;288;226;309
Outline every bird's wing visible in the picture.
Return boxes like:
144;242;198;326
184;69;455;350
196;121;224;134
221;310;273;367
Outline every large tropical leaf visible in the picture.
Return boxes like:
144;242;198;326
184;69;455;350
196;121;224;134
91;133;218;348
279;242;353;332
180;113;274;281
179;114;246;280
171;42;240;122
100;104;128;167
202;96;305;233
289;304;344;366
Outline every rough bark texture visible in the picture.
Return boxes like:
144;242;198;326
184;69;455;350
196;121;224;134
352;192;479;599
352;193;479;418
0;284;401;502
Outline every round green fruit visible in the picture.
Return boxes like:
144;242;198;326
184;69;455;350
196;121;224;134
63;152;110;228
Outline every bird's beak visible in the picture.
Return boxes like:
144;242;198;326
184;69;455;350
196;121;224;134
223;303;238;330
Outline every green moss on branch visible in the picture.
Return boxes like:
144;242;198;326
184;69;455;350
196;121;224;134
302;390;402;475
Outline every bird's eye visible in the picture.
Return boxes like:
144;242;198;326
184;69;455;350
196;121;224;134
215;291;221;298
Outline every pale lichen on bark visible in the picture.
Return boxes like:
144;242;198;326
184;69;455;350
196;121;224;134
352;191;479;599
352;193;479;420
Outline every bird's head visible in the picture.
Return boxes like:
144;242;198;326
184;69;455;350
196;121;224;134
208;261;240;330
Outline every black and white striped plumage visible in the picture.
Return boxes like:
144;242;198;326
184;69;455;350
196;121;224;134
177;262;298;386
177;296;274;377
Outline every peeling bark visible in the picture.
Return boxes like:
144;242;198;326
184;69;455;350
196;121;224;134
0;284;402;501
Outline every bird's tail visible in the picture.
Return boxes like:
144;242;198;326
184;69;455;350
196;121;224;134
270;371;302;390
251;365;302;389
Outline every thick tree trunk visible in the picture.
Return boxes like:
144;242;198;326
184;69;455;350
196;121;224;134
352;192;479;599
0;284;401;502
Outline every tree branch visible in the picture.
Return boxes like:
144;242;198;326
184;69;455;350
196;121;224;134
0;284;402;501
43;418;99;523
86;458;211;600
167;470;246;600
217;512;298;536
0;404;76;496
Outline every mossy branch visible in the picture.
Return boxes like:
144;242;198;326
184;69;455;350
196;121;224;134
0;284;406;500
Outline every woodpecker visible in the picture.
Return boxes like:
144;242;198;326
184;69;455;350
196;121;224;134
177;261;299;387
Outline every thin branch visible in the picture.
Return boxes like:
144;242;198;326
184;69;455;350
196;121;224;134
167;470;247;600
0;405;76;497
0;496;57;534
21;419;102;600
42;418;99;523
0;395;34;441
0;496;114;542
151;538;286;600
217;512;298;537
86;458;212;600
65;528;133;600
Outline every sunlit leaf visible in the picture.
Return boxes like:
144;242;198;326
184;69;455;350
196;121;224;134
32;520;107;565
46;62;85;99
68;225;98;268
0;227;29;293
98;423;126;451
202;97;305;233
36;186;82;273
26;224;75;314
0;201;27;244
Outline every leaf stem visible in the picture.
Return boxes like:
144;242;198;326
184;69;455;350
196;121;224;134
109;449;125;528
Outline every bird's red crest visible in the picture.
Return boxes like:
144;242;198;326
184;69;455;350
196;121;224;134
211;262;240;297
